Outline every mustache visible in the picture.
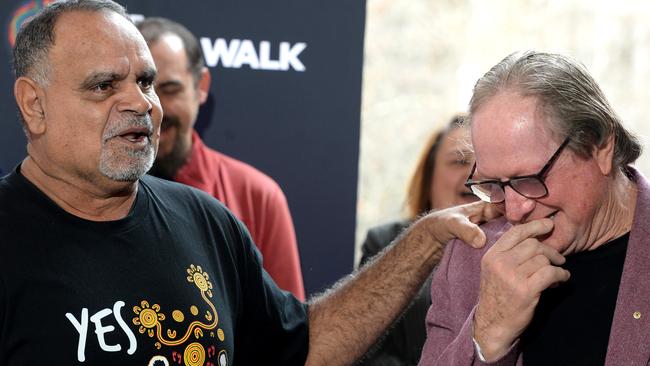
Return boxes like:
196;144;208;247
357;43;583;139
102;115;154;142
161;115;181;131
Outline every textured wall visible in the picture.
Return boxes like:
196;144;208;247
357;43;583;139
356;0;650;263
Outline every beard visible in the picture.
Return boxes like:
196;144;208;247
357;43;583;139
147;114;191;180
98;114;155;182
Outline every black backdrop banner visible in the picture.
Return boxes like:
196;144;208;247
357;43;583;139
1;0;366;295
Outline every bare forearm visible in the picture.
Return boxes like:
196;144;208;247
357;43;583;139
305;219;443;366
304;202;498;366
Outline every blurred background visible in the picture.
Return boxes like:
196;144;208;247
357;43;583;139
356;0;650;263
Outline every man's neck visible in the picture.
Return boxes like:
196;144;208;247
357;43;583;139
21;156;138;221
585;170;637;251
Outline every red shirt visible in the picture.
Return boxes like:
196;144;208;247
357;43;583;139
174;131;305;300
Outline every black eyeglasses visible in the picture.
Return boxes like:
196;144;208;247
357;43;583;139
464;136;571;203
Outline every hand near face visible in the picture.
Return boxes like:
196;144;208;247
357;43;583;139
413;201;501;251
473;219;571;361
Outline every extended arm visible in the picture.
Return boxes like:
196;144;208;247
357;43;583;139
305;202;499;366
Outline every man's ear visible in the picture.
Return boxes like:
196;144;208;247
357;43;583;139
197;67;211;105
14;77;46;135
594;134;615;175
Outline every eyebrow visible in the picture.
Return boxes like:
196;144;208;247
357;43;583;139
79;67;158;90
156;79;183;89
138;67;157;82
446;148;474;155
79;71;124;90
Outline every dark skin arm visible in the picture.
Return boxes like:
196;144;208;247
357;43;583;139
305;201;500;366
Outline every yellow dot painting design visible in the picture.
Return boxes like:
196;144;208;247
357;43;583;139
132;301;166;338
172;310;185;323
131;264;227;366
184;342;206;366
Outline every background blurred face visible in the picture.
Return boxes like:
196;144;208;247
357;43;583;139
429;127;477;209
148;34;203;179
471;90;609;254
37;10;162;185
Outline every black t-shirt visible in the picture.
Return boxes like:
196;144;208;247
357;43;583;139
0;167;309;365
521;233;629;365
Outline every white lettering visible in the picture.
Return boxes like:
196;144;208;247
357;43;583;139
65;308;89;362
66;301;139;362
113;301;137;355
201;38;240;67
280;42;307;72
90;308;121;353
233;40;260;69
201;37;307;72
259;41;280;71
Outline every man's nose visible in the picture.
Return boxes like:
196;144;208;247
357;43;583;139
503;185;536;223
118;83;153;115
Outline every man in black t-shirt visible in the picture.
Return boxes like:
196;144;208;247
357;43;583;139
0;168;308;364
1;1;498;365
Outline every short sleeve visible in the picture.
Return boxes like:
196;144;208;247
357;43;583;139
254;184;305;300
231;217;309;365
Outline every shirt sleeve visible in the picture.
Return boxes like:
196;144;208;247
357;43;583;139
255;183;305;301
231;216;309;365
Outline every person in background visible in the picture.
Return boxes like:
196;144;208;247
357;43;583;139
358;114;477;365
136;17;305;300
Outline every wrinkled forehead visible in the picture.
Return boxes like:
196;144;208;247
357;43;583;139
470;92;556;176
49;10;155;78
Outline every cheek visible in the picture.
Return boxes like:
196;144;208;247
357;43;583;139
47;105;103;150
157;129;177;156
560;167;603;214
150;96;163;124
543;164;607;238
161;95;196;123
430;179;455;208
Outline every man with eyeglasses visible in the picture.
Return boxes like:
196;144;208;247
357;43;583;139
418;51;647;366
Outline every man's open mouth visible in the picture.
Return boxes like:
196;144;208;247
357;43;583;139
111;127;152;145
546;211;558;221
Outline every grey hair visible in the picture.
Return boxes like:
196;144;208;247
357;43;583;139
136;17;205;85
467;50;642;172
12;0;129;86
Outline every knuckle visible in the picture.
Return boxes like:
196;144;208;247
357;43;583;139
509;225;525;237
535;254;550;267
533;244;545;257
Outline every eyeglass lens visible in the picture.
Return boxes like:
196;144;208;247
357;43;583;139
471;177;548;203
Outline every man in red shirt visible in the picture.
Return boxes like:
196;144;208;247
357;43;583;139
137;17;305;300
